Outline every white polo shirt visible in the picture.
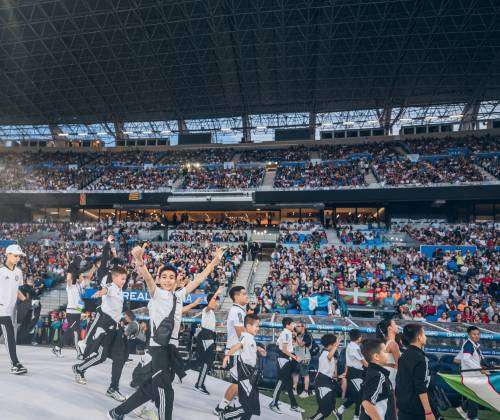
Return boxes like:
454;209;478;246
239;332;258;367
0;265;23;317
148;287;186;347
277;329;294;354
318;349;337;378
226;304;246;352
101;281;124;322
201;307;216;332
346;341;364;369
66;282;85;314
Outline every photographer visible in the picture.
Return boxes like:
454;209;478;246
123;310;140;355
293;321;313;398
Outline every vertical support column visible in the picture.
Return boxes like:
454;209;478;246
309;112;317;141
114;121;126;143
177;119;188;135
459;101;480;131
378;106;393;135
241;114;251;143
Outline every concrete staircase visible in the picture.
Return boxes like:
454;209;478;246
474;164;498;181
365;169;380;186
221;261;254;311
232;153;241;163
251;261;271;290
310;150;321;159
40;284;67;315
325;229;341;245
262;169;276;188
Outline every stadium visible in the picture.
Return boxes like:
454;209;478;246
0;1;498;419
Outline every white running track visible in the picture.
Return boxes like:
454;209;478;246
0;346;301;420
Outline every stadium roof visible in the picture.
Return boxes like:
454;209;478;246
0;0;499;125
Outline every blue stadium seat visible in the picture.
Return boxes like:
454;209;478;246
315;310;328;316
287;309;300;315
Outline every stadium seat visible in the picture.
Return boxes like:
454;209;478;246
286;309;300;315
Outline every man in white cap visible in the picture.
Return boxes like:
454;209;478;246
0;244;28;374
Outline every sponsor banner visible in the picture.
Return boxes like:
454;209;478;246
83;288;207;304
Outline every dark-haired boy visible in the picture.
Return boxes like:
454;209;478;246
337;329;368;420
73;265;128;401
215;285;249;415
310;334;340;420
194;286;223;395
220;314;267;420
269;317;304;414
359;338;396;420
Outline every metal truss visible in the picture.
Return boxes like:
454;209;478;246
0;0;498;126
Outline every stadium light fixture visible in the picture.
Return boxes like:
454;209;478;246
255;126;266;131
399;118;412;123
343;121;354;126
161;130;172;135
220;127;232;133
142;131;152;135
58;133;69;137
78;133;87;136
322;123;333;128
450;114;463;119
123;131;133;135
97;132;107;136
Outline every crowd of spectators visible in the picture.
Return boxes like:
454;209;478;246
392;222;498;248
403;134;499;155
161;148;235;165
89;151;163;166
87;168;178;190
238;146;311;163
168;230;247;243
373;157;484;186
320;143;399;161
173;218;261;230
476;155;499;179
337;226;381;245
256;243;498;324
181;167;264;190
274;161;368;189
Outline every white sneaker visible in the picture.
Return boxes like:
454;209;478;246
133;406;158;420
299;391;308;398
290;406;305;413
269;403;283;414
293;389;298;396
455;407;468;420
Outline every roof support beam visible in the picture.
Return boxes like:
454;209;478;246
241;114;251;143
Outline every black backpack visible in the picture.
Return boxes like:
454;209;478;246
152;297;177;347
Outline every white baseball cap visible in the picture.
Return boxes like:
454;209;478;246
5;244;26;256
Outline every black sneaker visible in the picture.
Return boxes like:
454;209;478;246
106;387;126;402
194;385;210;395
72;364;86;385
11;363;28;375
107;408;124;420
213;406;224;416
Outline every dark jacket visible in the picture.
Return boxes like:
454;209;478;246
395;345;431;418
360;363;396;420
